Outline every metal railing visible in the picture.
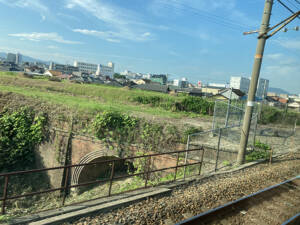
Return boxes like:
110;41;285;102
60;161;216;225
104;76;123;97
0;147;205;215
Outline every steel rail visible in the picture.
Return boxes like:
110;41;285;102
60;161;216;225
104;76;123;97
176;175;300;225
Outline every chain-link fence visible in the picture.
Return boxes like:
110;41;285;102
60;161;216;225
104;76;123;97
187;100;298;174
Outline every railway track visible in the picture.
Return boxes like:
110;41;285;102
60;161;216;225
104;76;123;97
175;175;300;225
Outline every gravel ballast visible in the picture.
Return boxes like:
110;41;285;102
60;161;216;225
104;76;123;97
64;152;300;225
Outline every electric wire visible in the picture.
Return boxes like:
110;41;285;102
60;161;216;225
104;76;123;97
277;0;300;20
156;1;256;32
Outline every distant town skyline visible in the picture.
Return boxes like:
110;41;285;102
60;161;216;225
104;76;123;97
0;0;299;93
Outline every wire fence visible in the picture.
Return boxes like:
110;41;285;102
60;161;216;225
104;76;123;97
188;100;298;171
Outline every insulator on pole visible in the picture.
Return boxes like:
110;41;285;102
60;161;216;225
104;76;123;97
282;28;288;32
294;26;299;31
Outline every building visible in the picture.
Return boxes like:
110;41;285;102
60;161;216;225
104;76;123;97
44;70;63;77
49;62;78;74
74;61;98;74
230;76;250;94
173;78;189;88
74;61;114;77
150;74;167;85
218;88;245;100
7;53;16;63
256;78;269;99
16;53;22;64
201;86;224;96
230;76;269;100
208;83;227;88
96;62;114;77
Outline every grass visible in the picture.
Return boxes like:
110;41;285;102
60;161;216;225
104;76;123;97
0;72;201;118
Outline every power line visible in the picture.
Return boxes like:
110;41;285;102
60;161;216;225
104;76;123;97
286;0;300;10
157;1;256;32
277;0;300;19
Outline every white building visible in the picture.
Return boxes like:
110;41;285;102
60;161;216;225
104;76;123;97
230;76;269;99
74;61;114;77
74;61;98;74
96;62;114;77
16;53;22;64
256;78;269;99
173;78;189;88
230;76;250;94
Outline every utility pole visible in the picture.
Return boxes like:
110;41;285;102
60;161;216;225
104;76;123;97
237;0;274;165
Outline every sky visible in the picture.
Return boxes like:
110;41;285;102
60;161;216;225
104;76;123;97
0;0;299;93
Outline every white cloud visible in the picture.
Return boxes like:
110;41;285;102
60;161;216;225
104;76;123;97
262;53;300;93
66;0;154;42
0;0;48;11
275;39;300;50
73;28;153;42
0;0;48;20
9;32;82;44
150;0;236;15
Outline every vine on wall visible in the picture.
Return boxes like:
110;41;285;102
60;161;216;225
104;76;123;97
0;107;48;172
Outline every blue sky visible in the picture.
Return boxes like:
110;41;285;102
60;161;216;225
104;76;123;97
0;0;299;93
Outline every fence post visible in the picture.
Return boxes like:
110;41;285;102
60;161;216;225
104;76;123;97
2;175;9;215
183;135;190;180
108;161;115;196
215;128;222;172
252;115;258;150
199;147;205;175
62;167;70;206
225;88;233;127
144;156;151;188
212;101;217;131
173;152;180;182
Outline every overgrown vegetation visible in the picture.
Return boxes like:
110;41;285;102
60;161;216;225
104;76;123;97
92;111;190;155
246;140;271;162
260;105;300;125
132;95;214;115
0;107;48;172
0;72;207;118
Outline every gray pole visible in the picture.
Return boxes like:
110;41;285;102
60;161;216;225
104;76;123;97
237;0;274;165
225;87;233;127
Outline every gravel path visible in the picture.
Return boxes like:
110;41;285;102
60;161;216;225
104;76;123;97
64;152;300;225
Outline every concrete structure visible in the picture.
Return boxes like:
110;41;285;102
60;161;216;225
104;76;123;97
173;78;189;88
74;61;98;74
16;53;22;64
230;76;269;100
256;78;269;99
150;74;167;85
202;86;224;95
208;83;227;88
7;53;16;63
230;76;250;94
74;61;114;77
50;62;78;74
96;62;114;77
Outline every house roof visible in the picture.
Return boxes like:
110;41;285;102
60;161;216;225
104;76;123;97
219;88;245;97
46;70;63;76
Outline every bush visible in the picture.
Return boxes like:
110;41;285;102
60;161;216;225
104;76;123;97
0;108;47;172
246;140;271;162
48;76;62;82
132;95;214;115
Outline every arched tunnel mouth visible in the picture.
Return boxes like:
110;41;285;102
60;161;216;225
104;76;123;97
71;153;134;193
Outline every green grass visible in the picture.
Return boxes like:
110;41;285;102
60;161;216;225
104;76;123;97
0;72;214;119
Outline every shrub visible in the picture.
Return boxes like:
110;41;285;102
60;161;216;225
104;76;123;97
48;76;62;82
0;108;47;172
